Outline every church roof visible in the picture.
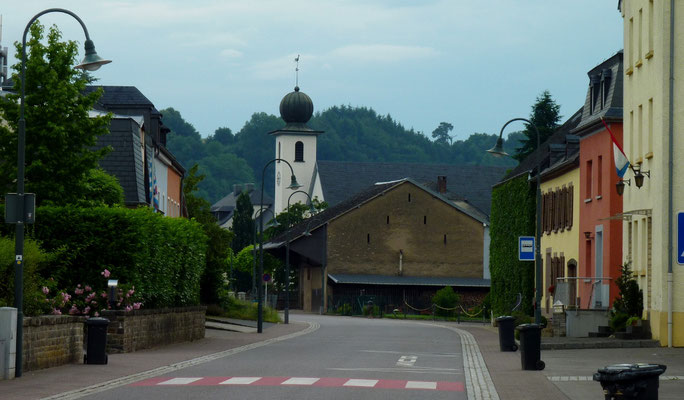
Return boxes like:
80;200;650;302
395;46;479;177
316;161;507;216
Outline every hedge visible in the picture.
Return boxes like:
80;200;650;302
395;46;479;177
1;205;207;309
489;175;536;316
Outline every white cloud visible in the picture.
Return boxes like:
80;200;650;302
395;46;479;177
220;48;243;58
329;44;438;64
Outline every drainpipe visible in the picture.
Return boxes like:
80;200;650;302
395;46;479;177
399;250;403;276
667;0;675;348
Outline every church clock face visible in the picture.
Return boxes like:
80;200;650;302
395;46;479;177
276;171;281;186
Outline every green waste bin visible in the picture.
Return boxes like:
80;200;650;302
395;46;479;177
495;316;518;351
516;323;544;370
84;317;109;365
593;363;666;400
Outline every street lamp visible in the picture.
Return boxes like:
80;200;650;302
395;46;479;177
252;207;278;298
488;118;543;325
285;190;317;324
9;8;110;378
258;159;300;333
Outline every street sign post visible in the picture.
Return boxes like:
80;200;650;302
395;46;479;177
519;236;535;261
678;212;684;265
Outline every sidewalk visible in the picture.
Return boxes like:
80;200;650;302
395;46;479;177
0;320;308;400
459;323;684;400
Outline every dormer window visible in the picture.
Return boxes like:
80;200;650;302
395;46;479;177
295;141;304;162
590;74;601;113
601;69;612;109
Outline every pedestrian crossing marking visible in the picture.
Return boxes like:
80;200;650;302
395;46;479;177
131;376;464;391
406;381;438;389
282;377;320;385
220;377;262;385
343;379;378;387
158;378;202;385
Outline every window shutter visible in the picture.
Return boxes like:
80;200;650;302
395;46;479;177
553;190;558;232
541;192;546;235
560;254;566;278
568;185;574;229
560;187;566;232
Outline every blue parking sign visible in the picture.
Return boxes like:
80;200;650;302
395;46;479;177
678;212;684;264
519;236;535;261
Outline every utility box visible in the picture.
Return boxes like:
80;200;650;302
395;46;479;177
0;307;18;380
4;193;36;224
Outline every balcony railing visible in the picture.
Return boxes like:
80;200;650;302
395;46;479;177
554;277;612;309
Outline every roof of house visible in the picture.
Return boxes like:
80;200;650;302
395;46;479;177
84;86;161;115
267;178;489;247
572;50;624;134
211;188;273;213
316;161;507;216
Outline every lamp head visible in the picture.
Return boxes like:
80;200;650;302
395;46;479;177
634;171;644;188
486;137;509;158
616;179;630;196
287;175;302;190
75;39;111;71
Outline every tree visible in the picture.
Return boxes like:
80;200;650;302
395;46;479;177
183;163;234;304
0;22;112;205
431;122;454;145
210;127;234;146
513;90;561;162
231;191;254;252
264;198;328;239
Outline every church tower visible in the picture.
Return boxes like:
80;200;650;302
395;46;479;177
270;86;323;214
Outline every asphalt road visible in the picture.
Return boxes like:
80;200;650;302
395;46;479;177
82;314;469;400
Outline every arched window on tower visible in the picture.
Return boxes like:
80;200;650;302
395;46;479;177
295;141;304;162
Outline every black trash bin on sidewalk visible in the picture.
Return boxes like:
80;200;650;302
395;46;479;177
516;323;544;370
84;317;110;365
495;316;517;351
593;363;666;400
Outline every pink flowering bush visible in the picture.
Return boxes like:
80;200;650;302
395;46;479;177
41;270;142;317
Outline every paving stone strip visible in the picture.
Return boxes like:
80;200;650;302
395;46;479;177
420;323;500;400
40;321;320;400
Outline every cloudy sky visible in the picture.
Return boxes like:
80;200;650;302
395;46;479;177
2;1;623;140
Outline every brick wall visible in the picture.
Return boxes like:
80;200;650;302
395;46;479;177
102;307;206;353
23;315;84;372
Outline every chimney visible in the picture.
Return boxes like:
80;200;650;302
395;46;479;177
245;183;254;192
437;176;447;194
233;184;242;196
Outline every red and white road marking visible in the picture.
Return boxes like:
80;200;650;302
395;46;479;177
131;376;464;392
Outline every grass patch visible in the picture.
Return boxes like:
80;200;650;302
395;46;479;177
207;297;281;323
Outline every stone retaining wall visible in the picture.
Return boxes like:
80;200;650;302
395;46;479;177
23;315;84;372
101;306;206;353
21;307;206;371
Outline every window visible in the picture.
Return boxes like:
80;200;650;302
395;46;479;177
629;111;634;160
586;160;593;200
638;104;643;159
648;98;653;155
597;156;603;198
294;141;304;162
386;216;390;224
278;142;281;159
638;8;643;64
647;1;654;56
629;17;634;67
408;193;411;202
424;216;427;225
443;234;447;245
367;233;370;244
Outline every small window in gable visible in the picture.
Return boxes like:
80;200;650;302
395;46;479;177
295;141;304;162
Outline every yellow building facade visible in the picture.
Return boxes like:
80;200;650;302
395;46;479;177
540;166;580;315
620;0;684;346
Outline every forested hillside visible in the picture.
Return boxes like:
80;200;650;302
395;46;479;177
164;105;522;203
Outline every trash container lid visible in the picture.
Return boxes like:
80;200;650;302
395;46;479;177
515;323;541;331
593;363;667;382
85;317;110;326
495;316;515;321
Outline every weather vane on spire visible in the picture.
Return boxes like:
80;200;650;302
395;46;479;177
294;54;300;87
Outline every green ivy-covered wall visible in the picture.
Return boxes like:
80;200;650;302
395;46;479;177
489;174;536;316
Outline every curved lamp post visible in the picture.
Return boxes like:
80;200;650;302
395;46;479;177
285;190;317;324
488;118;542;325
252;207;278;298
258;159;300;333
10;8;110;378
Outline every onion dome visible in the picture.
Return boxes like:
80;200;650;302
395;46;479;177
279;86;313;124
